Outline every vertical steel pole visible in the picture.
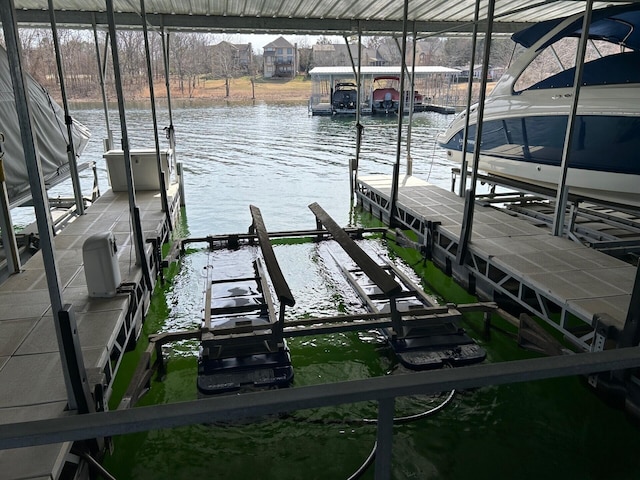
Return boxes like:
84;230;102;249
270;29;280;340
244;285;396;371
374;398;395;479
458;0;481;197
456;0;495;266
0;0;78;410
0;153;21;274
140;0;173;230
406;24;418;176
343;33;361;202
552;0;593;237
105;0;152;290
353;27;364;202
92;18;114;151
389;0;410;228
47;0;84;215
161;27;176;155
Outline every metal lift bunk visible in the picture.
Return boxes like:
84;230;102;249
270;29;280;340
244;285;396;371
309;202;486;370
197;205;296;395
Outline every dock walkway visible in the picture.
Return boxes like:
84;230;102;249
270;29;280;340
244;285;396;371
356;175;635;350
0;185;179;479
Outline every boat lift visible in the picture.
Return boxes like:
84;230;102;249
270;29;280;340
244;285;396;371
122;204;495;407
197;205;296;395
309;202;486;369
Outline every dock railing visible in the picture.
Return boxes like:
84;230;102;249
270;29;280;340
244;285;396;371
3;348;640;479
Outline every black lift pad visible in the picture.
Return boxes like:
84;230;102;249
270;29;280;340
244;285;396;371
383;327;486;370
197;345;294;395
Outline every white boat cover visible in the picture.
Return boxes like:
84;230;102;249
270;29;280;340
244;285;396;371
0;44;91;206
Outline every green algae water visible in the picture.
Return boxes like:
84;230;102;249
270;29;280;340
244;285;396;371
60;103;640;479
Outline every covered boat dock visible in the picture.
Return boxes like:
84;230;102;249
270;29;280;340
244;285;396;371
309;65;461;115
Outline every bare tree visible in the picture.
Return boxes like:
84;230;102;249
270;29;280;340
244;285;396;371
363;36;384;50
296;38;313;74
211;41;240;97
170;33;209;97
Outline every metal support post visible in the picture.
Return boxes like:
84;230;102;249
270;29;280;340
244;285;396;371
92;19;114;151
552;0;593;237
458;0;481;197
406;25;418;176
389;296;404;339
375;397;395;479
0;153;21;274
456;0;495;266
161;27;176;156
105;0;152;290
389;0;410;228
58;306;95;415
48;0;84;215
0;0;79;410
343;33;360;201
177;162;185;207
140;0;173;231
354;26;364;200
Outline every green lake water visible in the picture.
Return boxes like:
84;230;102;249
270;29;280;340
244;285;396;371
44;102;640;479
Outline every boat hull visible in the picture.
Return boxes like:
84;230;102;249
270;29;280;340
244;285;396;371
437;5;640;208
438;85;640;207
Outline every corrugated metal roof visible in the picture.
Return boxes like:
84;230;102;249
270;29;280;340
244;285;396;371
10;1;636;35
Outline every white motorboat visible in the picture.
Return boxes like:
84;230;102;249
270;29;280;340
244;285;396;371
437;4;640;207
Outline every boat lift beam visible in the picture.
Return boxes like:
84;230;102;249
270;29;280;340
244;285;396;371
309;202;405;336
552;0;593;237
105;0;152;290
47;0;84;216
249;204;295;341
140;0;172;231
456;0;496;266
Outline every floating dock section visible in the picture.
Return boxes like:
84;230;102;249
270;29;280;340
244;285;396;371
355;174;635;352
0;183;180;478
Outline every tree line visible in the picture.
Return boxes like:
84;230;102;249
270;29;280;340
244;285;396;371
1;28;519;101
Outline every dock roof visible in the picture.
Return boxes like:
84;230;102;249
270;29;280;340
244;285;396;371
10;1;628;36
309;66;462;76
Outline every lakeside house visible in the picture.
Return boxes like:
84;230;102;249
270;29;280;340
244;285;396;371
263;36;298;78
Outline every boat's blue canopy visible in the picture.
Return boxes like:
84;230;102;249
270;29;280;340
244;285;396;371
512;4;640;51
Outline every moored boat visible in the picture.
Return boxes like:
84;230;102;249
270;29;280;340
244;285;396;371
371;76;400;114
437;4;640;208
0;44;91;207
331;82;358;115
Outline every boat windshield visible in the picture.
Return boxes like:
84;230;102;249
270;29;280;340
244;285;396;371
514;37;638;92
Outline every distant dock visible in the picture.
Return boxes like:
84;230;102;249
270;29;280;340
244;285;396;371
309;101;455;116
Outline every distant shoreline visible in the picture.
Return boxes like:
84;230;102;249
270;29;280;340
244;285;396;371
57;75;314;105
